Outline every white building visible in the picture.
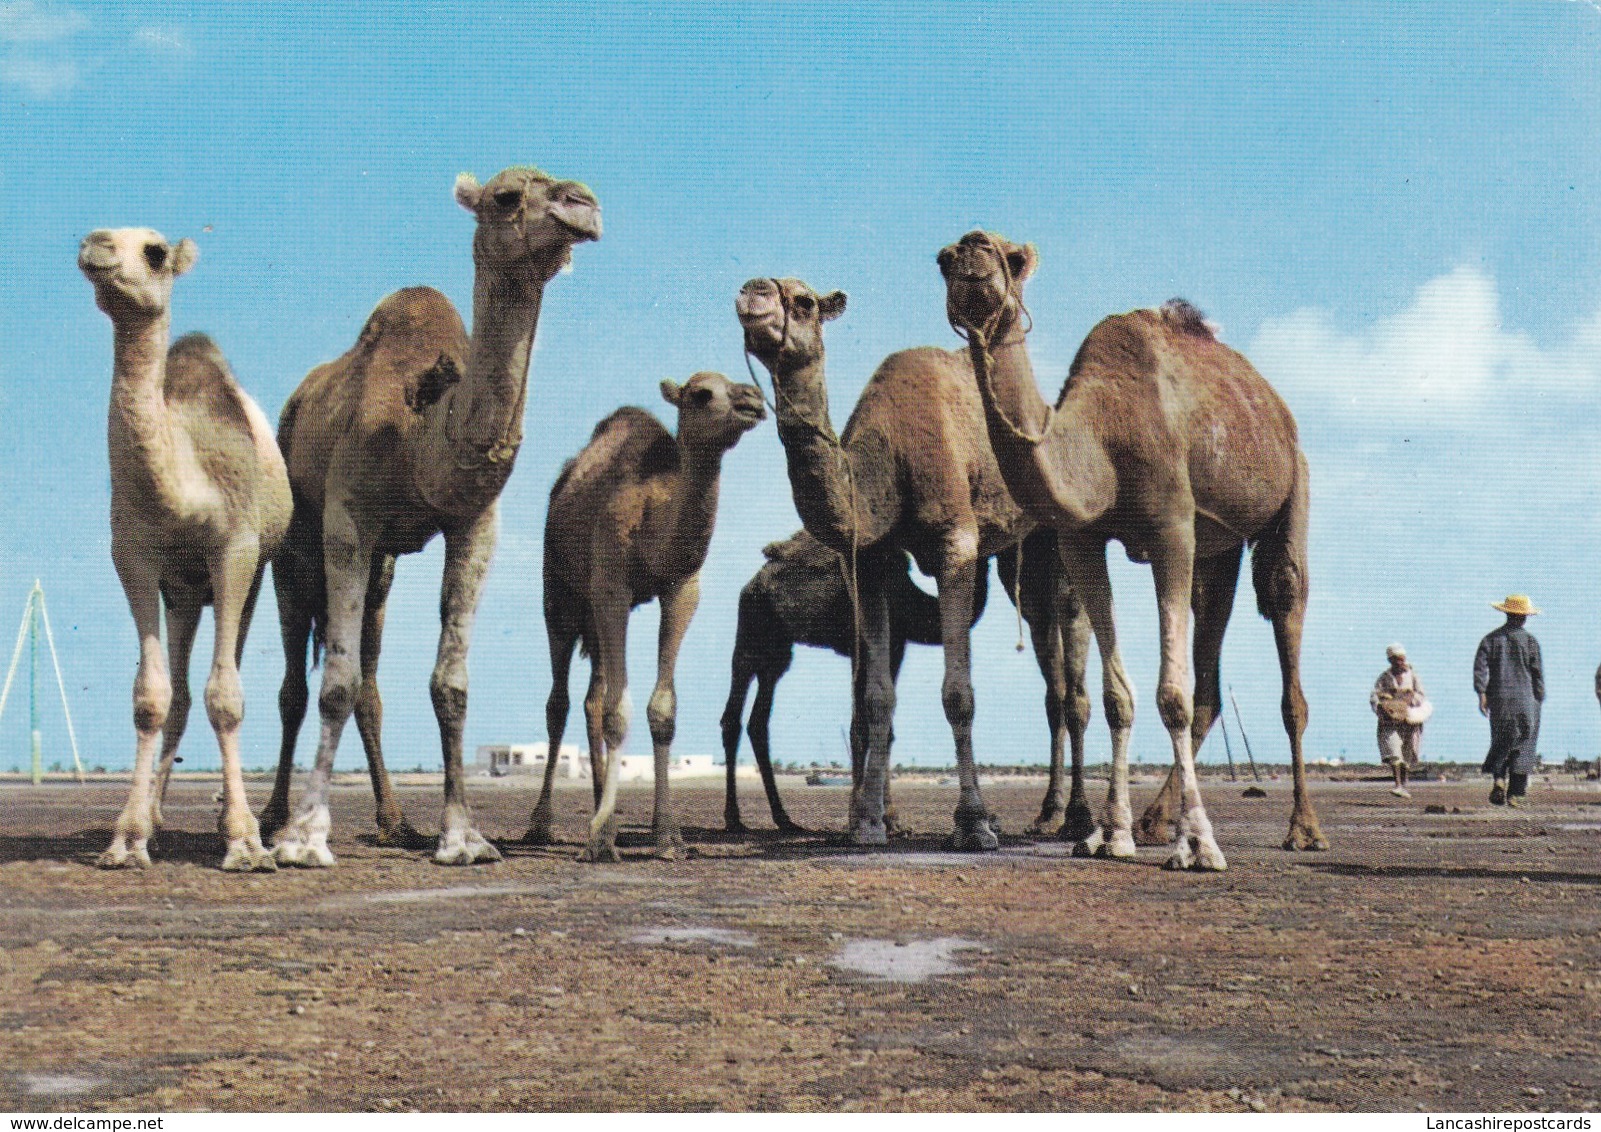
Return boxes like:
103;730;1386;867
476;745;749;782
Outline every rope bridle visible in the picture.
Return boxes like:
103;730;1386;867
946;233;1052;447
741;281;865;738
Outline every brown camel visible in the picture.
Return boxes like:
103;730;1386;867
80;228;292;871
938;230;1327;869
530;372;766;861
720;529;1094;842
262;167;601;867
736;278;1095;849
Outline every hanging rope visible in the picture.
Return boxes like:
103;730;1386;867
946;232;1052;447
742;283;865;730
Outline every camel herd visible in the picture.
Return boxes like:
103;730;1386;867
78;164;1325;876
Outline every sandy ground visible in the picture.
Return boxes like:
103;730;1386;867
2;773;1600;1113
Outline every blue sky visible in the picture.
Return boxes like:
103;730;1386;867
2;1;1600;782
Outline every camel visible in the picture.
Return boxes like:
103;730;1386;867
80;228;292;871
529;372;766;860
720;529;1094;841
735;278;1095;849
938;230;1327;870
262;166;601;867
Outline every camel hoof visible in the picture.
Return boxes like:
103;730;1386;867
1134;815;1174;847
723;816;748;836
257;809;289;842
1056;804;1097;844
97;844;150;870
579;839;621;864
434;829;501;866
1095;831;1138;860
523;813;556;845
221;842;278;873
950;817;1000;852
1165;836;1226;872
775;819;807;835
274;838;336;868
851;818;888;847
376;820;430;850
1282;825;1330;852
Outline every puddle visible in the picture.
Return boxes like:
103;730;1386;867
20;1072;106;1096
828;936;982;983
627;926;756;948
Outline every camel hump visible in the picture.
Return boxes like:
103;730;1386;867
550;406;676;502
1159;298;1218;340
356;287;464;349
164;332;250;433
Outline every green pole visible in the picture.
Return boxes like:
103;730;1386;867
29;587;41;786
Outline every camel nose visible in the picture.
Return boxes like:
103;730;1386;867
79;232;119;273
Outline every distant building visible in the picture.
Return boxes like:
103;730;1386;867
477;745;749;782
477;743;586;778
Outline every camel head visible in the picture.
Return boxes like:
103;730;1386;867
735;277;847;373
79;228;198;319
454;166;602;282
660;371;767;455
938;231;1037;343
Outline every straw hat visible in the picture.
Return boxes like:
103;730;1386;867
1491;594;1540;616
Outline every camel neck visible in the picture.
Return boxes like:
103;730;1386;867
654;446;725;580
417;268;545;515
107;312;185;514
767;353;873;554
968;332;1116;529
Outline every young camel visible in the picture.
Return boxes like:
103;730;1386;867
720;529;1094;842
80;228;292;871
736;279;1095;849
938;230;1327;870
264;167;601;867
530;372;766;861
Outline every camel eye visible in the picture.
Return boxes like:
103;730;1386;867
144;243;168;270
792;294;815;313
690;387;715;406
493;189;521;209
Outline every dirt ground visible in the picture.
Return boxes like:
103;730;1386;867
2;773;1600;1113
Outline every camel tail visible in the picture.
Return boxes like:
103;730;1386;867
1250;450;1310;621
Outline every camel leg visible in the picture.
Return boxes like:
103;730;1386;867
647;575;699;858
261;560;312;841
1255;454;1326;850
208;538;277;872
274;499;371;868
582;580;632;863
848;554;895;846
720;652;756;834
99;555;168;869
1056;538;1137;860
1057;585;1096;842
432;508;501;866
1136;548;1243;846
938;536;996;851
526;624;579;844
1012;544;1066;835
150;597;201;833
746;666;802;833
583;657;607;809
1147;522;1225;872
357;555;420;847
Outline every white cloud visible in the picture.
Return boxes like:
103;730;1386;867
0;1;86;43
132;26;191;56
1248;265;1601;430
0;51;74;97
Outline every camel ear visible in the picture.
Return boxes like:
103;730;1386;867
1007;243;1038;282
659;378;682;407
170;239;199;277
936;246;957;276
819;290;847;322
454;172;483;212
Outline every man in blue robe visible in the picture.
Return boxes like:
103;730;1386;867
1474;595;1544;808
